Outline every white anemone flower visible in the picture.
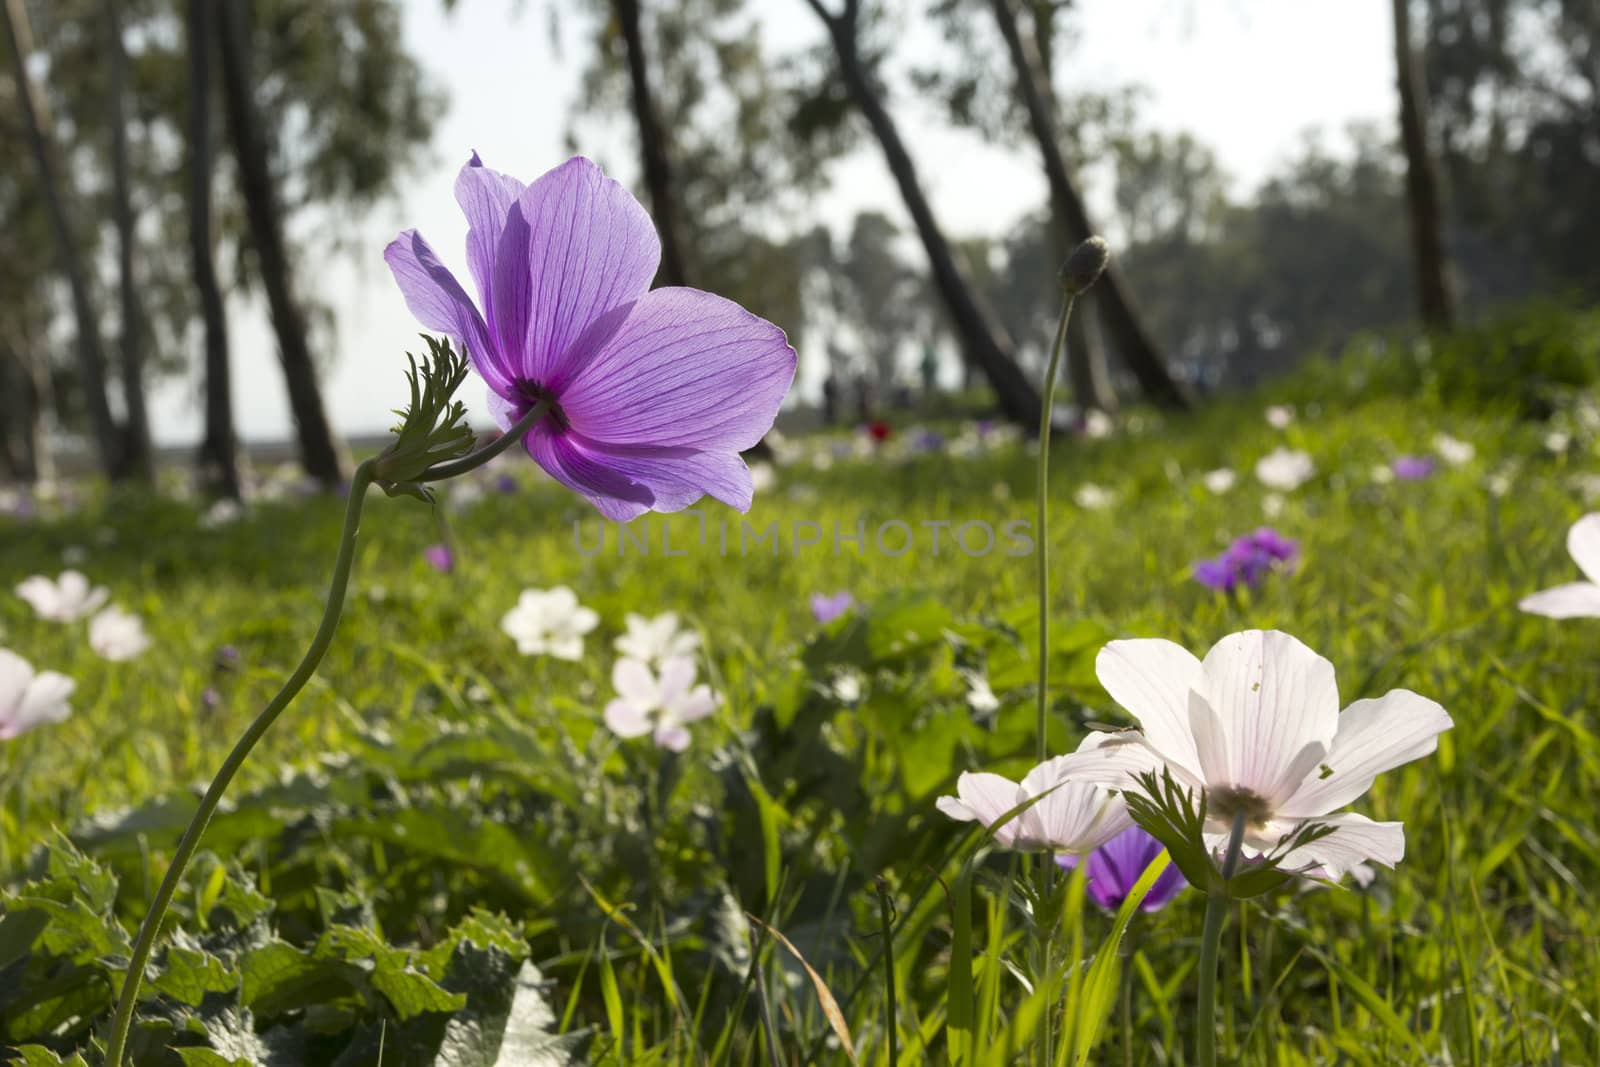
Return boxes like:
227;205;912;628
1519;514;1600;618
1074;483;1114;510
936;758;1132;852
615;612;700;665
1060;629;1453;878
1264;405;1295;429
89;606;152;662
500;586;600;660
604;656;718;752
1254;448;1315;491
15;570;109;622
0;650;75;740
1433;433;1475;466
1202;468;1238;494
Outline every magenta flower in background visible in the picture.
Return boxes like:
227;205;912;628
424;543;455;573
1391;455;1436;481
385;154;796;521
1057;826;1188;912
811;591;855;623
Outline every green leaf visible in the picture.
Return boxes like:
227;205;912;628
7;1047;90;1067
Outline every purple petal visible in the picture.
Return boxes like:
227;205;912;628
1057;826;1188;912
1193;557;1236;592
557;287;797;451
383;229;516;396
516;157;660;386
453;154;527;320
526;426;752;522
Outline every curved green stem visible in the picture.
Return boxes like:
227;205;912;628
105;401;551;1067
1035;293;1075;765
1196;810;1249;1067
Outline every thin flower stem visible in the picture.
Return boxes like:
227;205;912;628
105;402;551;1067
1035;293;1075;764
419;397;551;482
1197;810;1249;1067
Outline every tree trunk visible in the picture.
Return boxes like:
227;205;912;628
216;0;345;486
807;1;1041;430
2;0;128;478
990;0;1193;411
614;0;691;287
1392;0;1456;330
104;0;153;481
187;0;240;499
1;338;55;484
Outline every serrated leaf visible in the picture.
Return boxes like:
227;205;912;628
7;1047;90;1066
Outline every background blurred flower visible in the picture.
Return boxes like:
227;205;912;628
937;759;1131;852
615;612;700;665
1265;405;1295;429
89;607;151;662
423;544;455;573
501;586;600;659
1519;513;1600;618
1391;456;1436;481
1057;825;1188;911
0;650;74;740
604;656;718;752
1202;468;1238;494
811;591;854;623
1255;448;1315;491
16;571;109;623
1075;483;1114;509
1194;528;1299;593
1433;433;1475;466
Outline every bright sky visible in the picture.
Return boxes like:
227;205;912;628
147;0;1396;446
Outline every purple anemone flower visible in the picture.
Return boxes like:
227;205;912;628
1391;455;1435;481
811;591;854;624
385;154;796;521
1194;527;1299;593
424;543;455;573
1056;826;1188;912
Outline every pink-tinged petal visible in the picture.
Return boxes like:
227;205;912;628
454;153;527;313
612;658;658;709
1094;639;1208;779
675;686;718;723
1199;630;1339;802
1187;690;1231;787
1518;581;1600;618
1567;513;1600;585
657;656;696;704
0;650;33;723
655;723;692;752
1280;690;1453;818
1278;812;1405;876
516;157;660;385
1057;730;1201;794
526;426;752;522
556;287;796;451
384;229;516;396
604;699;653;739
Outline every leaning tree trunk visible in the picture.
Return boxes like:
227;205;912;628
1392;0;1456;330
614;0;691;287
104;0;153;481
3;0;127;478
187;0;240;499
216;0;345;486
804;0;1041;430
991;0;1193;411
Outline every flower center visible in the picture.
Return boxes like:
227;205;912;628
1207;785;1274;829
517;381;569;432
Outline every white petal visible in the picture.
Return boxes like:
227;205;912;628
547;635;585;661
1187;689;1231;787
1518;582;1600;619
1056;730;1200;793
1199;630;1340;803
1278;812;1405;876
1567;514;1600;585
604;699;653;739
569;606;600;635
656;656;697;704
1094;639;1208;778
937;771;1024;847
612;657;659;708
1018;757;1132;851
0;649;36;723
1280;690;1453;817
671;685;718;724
